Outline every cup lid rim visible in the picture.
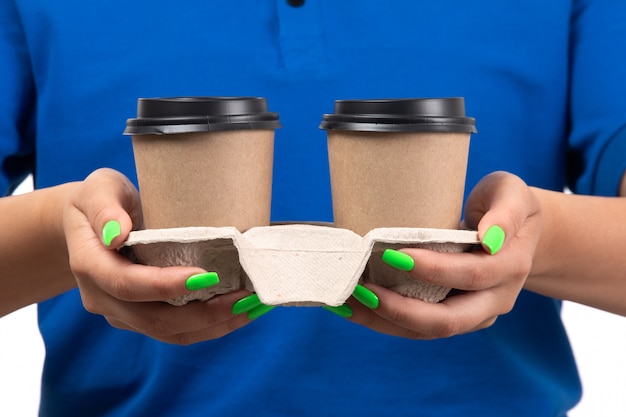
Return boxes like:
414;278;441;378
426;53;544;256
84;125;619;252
319;97;477;133
124;96;281;135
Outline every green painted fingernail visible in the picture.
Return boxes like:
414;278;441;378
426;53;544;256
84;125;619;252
322;303;353;318
185;272;220;291
352;284;379;309
381;249;415;271
102;220;121;247
232;294;261;315
247;304;275;320
482;225;505;255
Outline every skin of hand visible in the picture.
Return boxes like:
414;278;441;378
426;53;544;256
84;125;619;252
346;171;543;339
62;168;253;345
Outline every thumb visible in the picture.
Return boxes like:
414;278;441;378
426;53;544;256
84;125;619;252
463;171;538;255
72;168;143;249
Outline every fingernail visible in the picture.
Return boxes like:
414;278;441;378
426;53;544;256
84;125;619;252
352;284;379;309
381;249;414;271
322;304;353;318
232;294;261;315
185;272;220;291
482;225;505;255
102;220;121;247
247;304;275;320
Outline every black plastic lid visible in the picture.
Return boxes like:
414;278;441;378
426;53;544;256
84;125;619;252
319;98;477;133
124;97;281;135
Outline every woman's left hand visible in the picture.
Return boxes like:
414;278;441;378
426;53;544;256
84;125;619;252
345;171;543;339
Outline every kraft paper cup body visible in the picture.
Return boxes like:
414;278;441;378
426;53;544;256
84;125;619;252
125;97;281;231
320;98;476;236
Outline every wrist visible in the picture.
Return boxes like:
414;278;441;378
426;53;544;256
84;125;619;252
526;187;562;284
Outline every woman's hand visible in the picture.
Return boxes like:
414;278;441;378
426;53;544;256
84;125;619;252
63;168;253;344
345;171;543;338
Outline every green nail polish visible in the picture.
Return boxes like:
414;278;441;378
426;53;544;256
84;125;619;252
185;272;220;291
482;225;505;255
247;304;275;320
102;220;121;247
381;249;415;271
323;304;353;318
352;284;379;309
232;294;261;315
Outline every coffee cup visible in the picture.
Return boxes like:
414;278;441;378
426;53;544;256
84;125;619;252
320;97;476;236
124;97;281;231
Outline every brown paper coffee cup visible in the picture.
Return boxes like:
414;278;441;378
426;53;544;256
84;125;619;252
124;97;281;231
320;98;476;236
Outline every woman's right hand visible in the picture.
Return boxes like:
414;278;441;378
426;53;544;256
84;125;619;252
63;168;255;345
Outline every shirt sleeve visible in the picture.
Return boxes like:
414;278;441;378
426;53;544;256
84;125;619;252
0;0;36;196
568;0;626;196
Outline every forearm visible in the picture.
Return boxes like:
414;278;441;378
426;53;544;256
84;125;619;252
0;183;79;317
526;187;626;315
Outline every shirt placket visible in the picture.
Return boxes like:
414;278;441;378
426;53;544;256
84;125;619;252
275;0;327;76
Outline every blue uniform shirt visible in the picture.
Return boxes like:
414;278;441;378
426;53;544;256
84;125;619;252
2;1;626;415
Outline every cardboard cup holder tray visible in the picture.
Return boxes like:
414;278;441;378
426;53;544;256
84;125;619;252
121;223;480;307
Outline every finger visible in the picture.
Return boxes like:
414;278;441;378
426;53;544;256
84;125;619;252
95;290;252;343
72;247;215;302
381;247;514;292
106;308;251;345
72;168;143;248
463;171;539;254
163;316;253;345
346;298;432;339
352;284;508;339
466;315;499;333
104;317;134;332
